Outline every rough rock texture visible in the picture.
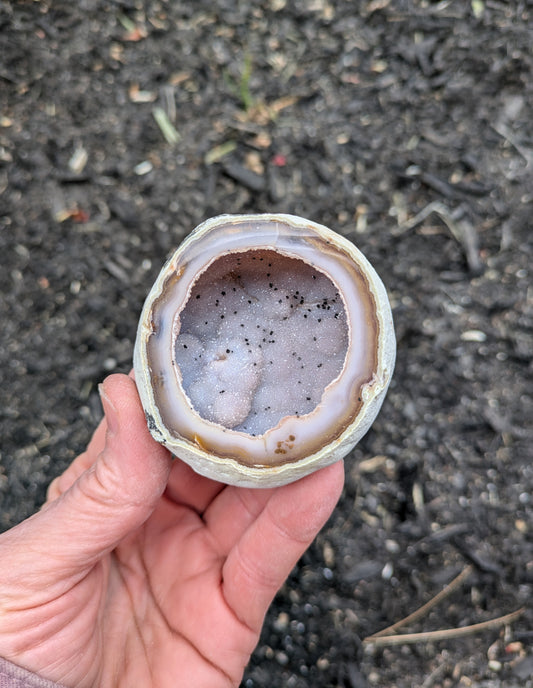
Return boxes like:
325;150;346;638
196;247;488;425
1;1;531;686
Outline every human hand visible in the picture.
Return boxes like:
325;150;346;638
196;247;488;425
0;374;344;687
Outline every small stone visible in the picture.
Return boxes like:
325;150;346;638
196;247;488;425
273;612;289;632
385;539;400;554
134;160;153;175
323;540;335;567
276;651;289;666
461;329;486;342
381;562;394;580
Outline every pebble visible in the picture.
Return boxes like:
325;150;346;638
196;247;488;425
273;612;289;632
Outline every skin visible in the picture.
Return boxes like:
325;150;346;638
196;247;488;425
0;374;344;687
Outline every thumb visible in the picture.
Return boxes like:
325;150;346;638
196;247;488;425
52;374;172;566
3;375;172;583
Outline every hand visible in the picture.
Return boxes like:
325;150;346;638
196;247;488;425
0;374;344;687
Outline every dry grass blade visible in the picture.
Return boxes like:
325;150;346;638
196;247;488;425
152;107;181;145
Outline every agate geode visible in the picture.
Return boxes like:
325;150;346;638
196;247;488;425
133;214;395;487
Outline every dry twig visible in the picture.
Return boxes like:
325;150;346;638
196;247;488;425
368;565;474;639
393;201;482;274
363;608;524;648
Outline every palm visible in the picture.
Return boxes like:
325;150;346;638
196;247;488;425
0;375;344;688
98;481;260;688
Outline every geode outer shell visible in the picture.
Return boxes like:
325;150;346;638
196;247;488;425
133;213;395;488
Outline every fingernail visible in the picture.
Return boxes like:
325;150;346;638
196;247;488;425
98;383;119;436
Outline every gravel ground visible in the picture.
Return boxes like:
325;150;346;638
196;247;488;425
1;1;532;686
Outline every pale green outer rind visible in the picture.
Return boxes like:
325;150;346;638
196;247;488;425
133;213;396;488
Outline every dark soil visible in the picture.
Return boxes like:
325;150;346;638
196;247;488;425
1;1;532;686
